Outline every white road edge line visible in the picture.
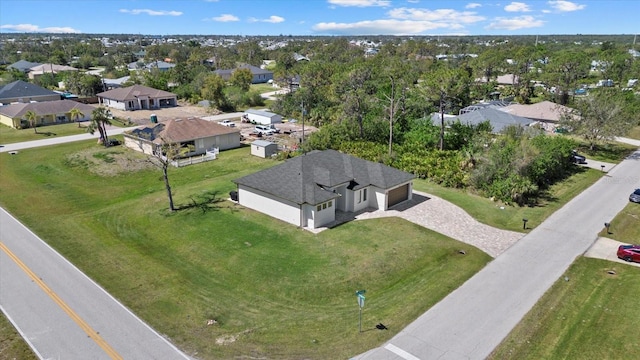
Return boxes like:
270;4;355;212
384;343;420;360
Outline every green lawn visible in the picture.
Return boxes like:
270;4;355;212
0;122;90;144
489;257;640;360
0;142;491;359
0;314;37;359
600;202;640;243
626;125;640;140
413;166;604;233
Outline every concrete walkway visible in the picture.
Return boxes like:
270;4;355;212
353;192;524;258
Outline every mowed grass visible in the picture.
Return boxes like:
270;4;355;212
488;257;640;360
0;142;492;359
0;122;89;144
413;166;604;233
0;313;37;359
600;202;640;243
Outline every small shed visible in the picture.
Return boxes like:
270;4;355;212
244;109;282;125
251;140;278;158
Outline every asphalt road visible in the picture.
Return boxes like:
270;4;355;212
357;148;640;360
0;208;192;360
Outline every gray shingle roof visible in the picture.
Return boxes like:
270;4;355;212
0;80;60;100
0;100;95;118
7;60;42;72
433;107;534;133
234;149;415;206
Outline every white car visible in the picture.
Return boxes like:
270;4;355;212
219;119;236;127
255;125;275;135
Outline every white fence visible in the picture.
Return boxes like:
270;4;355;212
171;148;219;167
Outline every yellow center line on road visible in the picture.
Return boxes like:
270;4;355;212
0;241;123;360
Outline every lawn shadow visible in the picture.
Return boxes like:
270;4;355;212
38;131;57;137
176;190;224;213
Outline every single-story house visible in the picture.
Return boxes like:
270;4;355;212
102;76;130;90
214;63;274;84
7;60;42;73
251;140;278;158
0;100;94;129
499;101;572;123
28;63;78;80
432;107;535;134
243;109;282;125
0;80;62;105
97;85;177;111
124;117;241;164
233;149;415;229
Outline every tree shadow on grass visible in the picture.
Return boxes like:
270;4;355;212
38;131;57;137
175;190;224;213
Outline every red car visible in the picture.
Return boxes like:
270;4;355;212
617;244;640;263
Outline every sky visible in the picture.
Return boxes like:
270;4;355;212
0;0;638;36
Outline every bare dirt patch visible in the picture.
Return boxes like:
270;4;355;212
102;101;219;125
65;146;155;177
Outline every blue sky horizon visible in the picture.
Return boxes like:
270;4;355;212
0;0;638;36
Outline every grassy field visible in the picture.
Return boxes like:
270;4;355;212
626;125;640;140
0;142;492;359
488;257;640;360
0;122;90;144
413;166;604;233
600;201;640;242
0;314;37;359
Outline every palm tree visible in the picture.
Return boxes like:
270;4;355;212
24;110;39;133
68;107;85;128
87;107;111;146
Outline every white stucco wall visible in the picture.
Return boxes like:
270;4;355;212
124;135;154;155
373;187;386;210
308;200;336;229
101;98;127;110
238;185;301;227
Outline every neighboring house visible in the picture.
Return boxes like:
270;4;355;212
7;60;42;73
214;63;274;84
0;99;94;129
146;61;175;72
432;108;534;134
123;117;241;166
251;140;278;158
102;76;131;90
0;80;62;105
233;149;415;230
243;109;282;125
27;63;78;80
97;84;177;111
499;100;572;123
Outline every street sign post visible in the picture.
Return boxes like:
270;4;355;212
355;290;366;333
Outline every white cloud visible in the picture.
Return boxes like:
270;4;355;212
388;8;485;24
547;1;586;12
313;19;457;35
504;2;531;12
248;16;285;23
119;9;182;16
327;0;391;7
466;3;482;9
211;14;239;22
0;23;80;33
407;0;420;3
486;15;544;30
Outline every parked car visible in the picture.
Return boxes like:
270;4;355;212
570;150;586;164
617;244;640;263
630;189;640;203
255;125;275;135
219;119;236;127
266;124;280;133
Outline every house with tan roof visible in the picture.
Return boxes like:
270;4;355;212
499;101;572;123
27;63;78;80
97;84;177;111
123;117;241;166
0;99;94;129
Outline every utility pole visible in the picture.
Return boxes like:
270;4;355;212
301;100;305;150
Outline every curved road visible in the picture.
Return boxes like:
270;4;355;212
357;148;640;359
